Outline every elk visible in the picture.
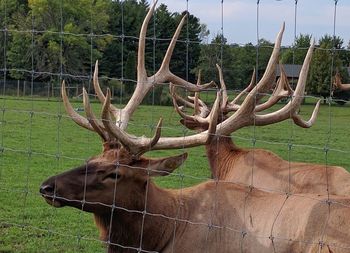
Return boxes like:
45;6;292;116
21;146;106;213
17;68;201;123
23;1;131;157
39;2;350;252
171;30;350;196
333;72;350;91
40;140;350;253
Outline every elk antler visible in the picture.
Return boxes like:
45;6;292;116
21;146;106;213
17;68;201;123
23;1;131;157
217;38;320;136
333;72;350;91
171;24;321;139
61;1;220;155
254;63;294;112
170;70;213;123
223;67;256;113
92;0;215;130
152;89;222;150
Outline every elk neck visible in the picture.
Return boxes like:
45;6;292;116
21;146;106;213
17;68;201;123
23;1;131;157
94;181;182;253
205;135;247;180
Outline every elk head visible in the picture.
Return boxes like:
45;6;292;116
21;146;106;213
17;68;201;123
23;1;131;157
333;71;350;92
40;0;220;214
40;141;188;214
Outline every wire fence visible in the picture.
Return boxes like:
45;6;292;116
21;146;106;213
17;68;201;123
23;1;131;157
1;0;350;252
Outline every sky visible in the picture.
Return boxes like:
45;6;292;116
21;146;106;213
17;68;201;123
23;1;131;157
149;0;350;46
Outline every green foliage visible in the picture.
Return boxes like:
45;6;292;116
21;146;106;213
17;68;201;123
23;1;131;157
6;0;110;80
196;36;273;90
193;33;223;86
307;35;348;98
281;34;350;99
281;34;312;64
3;1;350;105
98;1;202;99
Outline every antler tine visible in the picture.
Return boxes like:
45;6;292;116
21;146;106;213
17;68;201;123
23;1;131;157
215;23;287;135
255;63;293;112
190;70;211;117
82;88;108;141
292;99;321;128
230;68;256;107
206;90;221;140
170;85;196;122
221;67;257;113
170;82;211;124
138;0;158;81
152;90;221;150
61;81;94;132
216;64;229;111
249;22;284;100
150;12;215;92
88;0;159;131
170;84;197;109
101;88;162;155
187;95;210;117
93;60;120;116
280;63;294;94
253;38;317;127
112;1;216;130
194;70;202;115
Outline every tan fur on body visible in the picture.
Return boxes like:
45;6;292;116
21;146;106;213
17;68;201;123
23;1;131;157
207;136;350;195
93;178;350;253
41;148;350;252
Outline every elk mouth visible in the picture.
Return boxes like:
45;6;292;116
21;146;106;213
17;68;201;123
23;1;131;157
40;193;65;208
39;184;65;208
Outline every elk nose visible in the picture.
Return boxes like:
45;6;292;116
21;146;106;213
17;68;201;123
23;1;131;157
40;184;54;195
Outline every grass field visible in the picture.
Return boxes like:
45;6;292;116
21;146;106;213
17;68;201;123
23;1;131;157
0;95;350;252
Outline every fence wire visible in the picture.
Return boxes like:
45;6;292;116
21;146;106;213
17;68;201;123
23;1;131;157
1;0;350;253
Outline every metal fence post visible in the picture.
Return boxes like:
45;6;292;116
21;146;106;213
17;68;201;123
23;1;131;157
23;81;26;96
17;80;20;97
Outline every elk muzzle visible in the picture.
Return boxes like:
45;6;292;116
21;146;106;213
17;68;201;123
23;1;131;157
40;176;65;208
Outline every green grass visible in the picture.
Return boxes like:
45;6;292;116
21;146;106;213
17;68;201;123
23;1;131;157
0;96;350;252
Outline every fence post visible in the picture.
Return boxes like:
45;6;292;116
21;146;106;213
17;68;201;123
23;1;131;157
23;81;26;96
47;83;50;100
17;80;20;97
76;84;79;97
51;83;54;98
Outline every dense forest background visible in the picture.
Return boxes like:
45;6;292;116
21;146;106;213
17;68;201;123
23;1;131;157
1;0;350;103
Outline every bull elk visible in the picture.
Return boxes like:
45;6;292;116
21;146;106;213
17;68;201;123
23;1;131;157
40;141;350;253
333;72;350;91
171;28;350;196
39;2;350;252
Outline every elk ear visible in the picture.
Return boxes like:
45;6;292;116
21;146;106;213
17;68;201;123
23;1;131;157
140;153;188;177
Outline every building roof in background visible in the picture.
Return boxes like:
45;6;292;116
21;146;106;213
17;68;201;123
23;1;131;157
275;64;302;78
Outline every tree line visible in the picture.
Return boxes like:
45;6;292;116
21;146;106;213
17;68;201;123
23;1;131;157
1;0;350;102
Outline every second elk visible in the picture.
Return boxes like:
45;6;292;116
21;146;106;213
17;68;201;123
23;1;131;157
172;24;350;196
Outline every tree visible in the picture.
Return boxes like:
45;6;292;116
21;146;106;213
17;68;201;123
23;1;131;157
101;1;202;102
0;0;29;77
6;0;111;81
171;10;202;83
230;42;256;89
195;34;227;87
196;36;274;90
307;35;348;100
199;23;210;43
281;34;312;65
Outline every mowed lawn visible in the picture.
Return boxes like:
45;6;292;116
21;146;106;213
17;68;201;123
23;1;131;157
0;95;350;252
